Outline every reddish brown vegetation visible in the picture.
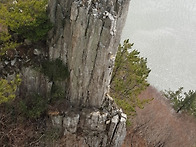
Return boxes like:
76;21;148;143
0;111;42;146
123;86;196;147
1;86;196;146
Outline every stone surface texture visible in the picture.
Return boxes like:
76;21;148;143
50;94;127;147
48;0;130;108
5;0;130;146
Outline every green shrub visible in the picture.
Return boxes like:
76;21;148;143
50;83;65;102
0;0;52;41
40;59;69;102
0;32;19;56
41;58;69;81
0;74;21;104
19;94;47;119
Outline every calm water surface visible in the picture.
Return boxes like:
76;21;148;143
122;0;196;91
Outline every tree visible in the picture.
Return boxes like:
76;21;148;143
164;87;196;116
110;39;151;116
0;0;52;42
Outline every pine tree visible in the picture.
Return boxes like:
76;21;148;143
110;39;151;115
164;87;196;116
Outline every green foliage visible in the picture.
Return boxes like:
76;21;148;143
0;74;21;104
0;58;68;119
164;87;196;116
16;58;69;119
50;83;65;102
4;85;64;119
0;0;54;119
40;59;69;103
0;0;52;41
164;87;184;111
19;94;47;119
41;58;69;81
0;32;18;56
110;39;151;116
18;84;66;119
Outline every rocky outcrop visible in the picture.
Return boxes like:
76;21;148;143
48;0;130;108
46;0;130;146
50;94;127;147
2;0;130;146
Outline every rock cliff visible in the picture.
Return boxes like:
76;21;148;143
48;0;130;108
0;0;130;146
46;0;130;146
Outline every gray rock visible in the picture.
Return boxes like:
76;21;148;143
11;58;16;66
33;49;41;56
63;113;80;135
15;0;130;146
48;0;130;108
83;110;108;132
51;115;63;128
50;104;127;147
4;61;9;65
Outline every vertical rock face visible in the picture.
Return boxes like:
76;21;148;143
48;0;130;107
16;0;130;146
50;94;127;147
47;1;130;146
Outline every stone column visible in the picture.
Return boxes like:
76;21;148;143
48;0;130;107
47;0;130;146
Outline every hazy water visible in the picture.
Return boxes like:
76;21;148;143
121;0;196;91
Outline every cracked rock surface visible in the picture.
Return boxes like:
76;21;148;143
5;0;131;146
50;94;127;147
48;0;130;107
47;0;130;146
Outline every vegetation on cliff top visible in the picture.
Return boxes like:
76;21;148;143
0;0;51;42
0;0;51;104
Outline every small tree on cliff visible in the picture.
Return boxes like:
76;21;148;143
164;87;196;116
110;39;151;116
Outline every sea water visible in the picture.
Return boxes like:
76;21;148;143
121;0;196;91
